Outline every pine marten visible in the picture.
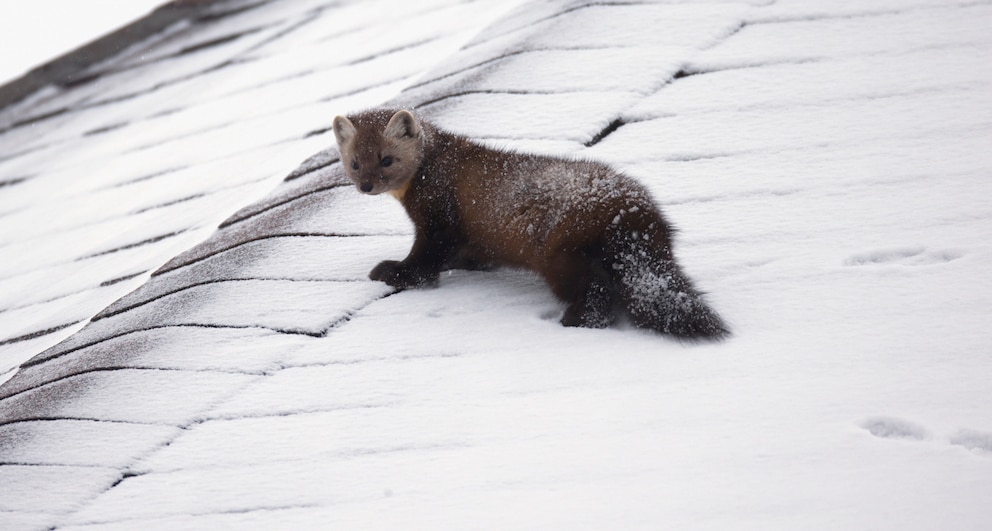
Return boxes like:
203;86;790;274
332;108;728;339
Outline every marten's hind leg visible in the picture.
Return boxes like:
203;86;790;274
543;252;616;329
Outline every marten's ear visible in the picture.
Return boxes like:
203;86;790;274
332;115;356;146
384;110;421;139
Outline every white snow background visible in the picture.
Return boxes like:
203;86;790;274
1;0;991;529
0;1;165;86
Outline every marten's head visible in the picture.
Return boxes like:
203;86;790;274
332;109;423;199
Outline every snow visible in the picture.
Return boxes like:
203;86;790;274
2;0;992;529
0;1;165;85
0;420;180;468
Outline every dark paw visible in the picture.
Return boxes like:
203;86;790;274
561;303;614;329
369;260;402;282
560;279;615;329
369;260;438;289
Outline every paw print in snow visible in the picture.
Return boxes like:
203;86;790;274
861;416;929;440
860;416;992;455
949;430;992;454
844;247;961;267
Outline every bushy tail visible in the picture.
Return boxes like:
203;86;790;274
608;236;728;340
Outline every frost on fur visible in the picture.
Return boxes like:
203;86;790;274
613;237;728;339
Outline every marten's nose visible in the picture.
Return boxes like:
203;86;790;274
360;181;373;193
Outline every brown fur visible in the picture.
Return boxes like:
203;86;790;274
332;108;728;339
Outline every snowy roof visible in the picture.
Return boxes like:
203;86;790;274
2;0;992;528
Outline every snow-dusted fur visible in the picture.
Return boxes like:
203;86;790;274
333;108;728;339
607;228;727;338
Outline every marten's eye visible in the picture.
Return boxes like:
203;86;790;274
351;160;359;170
380;156;393;168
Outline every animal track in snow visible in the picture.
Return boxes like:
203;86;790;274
844;246;961;267
861;416;930;440
949;430;992;454
860;416;992;455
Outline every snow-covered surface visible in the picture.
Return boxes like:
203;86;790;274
0;1;166;86
2;0;991;529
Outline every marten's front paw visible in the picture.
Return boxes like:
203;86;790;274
369;260;401;283
369;260;437;289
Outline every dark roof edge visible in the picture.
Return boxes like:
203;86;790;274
0;0;265;112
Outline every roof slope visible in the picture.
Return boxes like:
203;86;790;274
2;0;992;529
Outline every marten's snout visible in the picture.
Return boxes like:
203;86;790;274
359;181;373;193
